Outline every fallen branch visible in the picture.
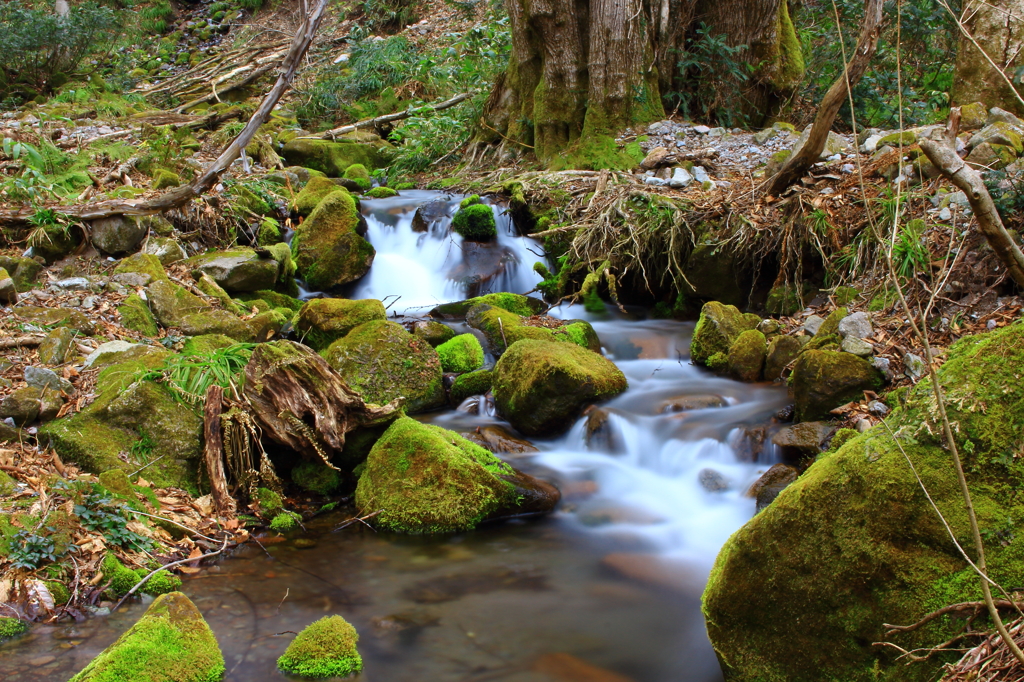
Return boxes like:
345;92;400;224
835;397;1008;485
174;61;280;114
0;335;45;349
885;600;1024;634
111;536;230;612
301;92;472;141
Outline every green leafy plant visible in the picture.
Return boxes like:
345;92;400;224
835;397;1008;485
8;530;62;569
137;343;255;405
363;0;419;33
75;491;153;552
891;219;932;280
667;23;750;126
139;0;174;33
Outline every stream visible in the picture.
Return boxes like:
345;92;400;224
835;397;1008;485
0;192;789;682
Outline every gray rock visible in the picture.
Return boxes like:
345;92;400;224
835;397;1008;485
693;125;711;134
0;267;16;304
644;176;668;186
840;336;874;357
667;166;693;188
90;216;147;255
756;319;782;336
692;166;715;188
872;356;893;382
987;106;1024;128
24;366;74;393
772;422;833;455
868;400;890;416
111;272;152;287
84;341;140;367
938;207;952;221
904;352;927;381
699;468;729;492
838;311;872;339
749;463;799;513
191;251;278;293
54;277;91;291
707;127;726;138
754;128;778;145
803;315;825;336
143;237;187;266
859;134;884;154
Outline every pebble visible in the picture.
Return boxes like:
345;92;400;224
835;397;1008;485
838;311;873;339
938;207;952;221
54;277;91;290
667;166;693;189
856;418;872;433
872;356;893;381
803;315;825;336
693;125;711;134
698;468;729;492
840;336;874;357
868;400;890;416
903;352;927;381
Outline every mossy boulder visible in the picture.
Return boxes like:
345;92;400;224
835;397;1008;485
38;326;75;364
452;203;497;241
0;267;17;304
412;319;457;346
727;330;767;382
292;191;375;291
181;334;236;356
802;307;848;353
101;553;181;598
145;280;255;341
436;333;485;373
114;253;168;284
68;592;223;682
466;304;600;356
365;186;398;198
690;301;761;366
294;298;386;350
703;323;1024;682
450;369;493;404
118;293;160;336
342;163;372;192
187;248;280;293
15;305;96;334
322;320;445;413
764;334;802;381
89;215;149;256
0;256;42;291
29;223;80;263
492;339;627;436
430;292;547;319
281;138;388;176
293;175;346;216
152;169;181;189
355;416;557;533
195;273;245;316
237;290;303;313
791;350;883;422
277;615;361;679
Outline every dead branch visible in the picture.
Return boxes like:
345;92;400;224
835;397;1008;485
0;2;329;227
0;336;45;349
302;92;473;141
111;536;230;612
764;0;883;196
203;384;235;516
918;137;1024;287
885;600;1024;634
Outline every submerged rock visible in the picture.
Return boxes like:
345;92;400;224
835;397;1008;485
492;339;627;436
68;592;223;682
292;190;375;291
411;198;451;233
277;615;362;679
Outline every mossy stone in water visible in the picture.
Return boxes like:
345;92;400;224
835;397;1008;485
365;186;398;198
452;203;497;241
278;615;362;679
293;298;386;350
412;320;457;347
790;349;882;422
68;591;223;682
292;191;375;291
703;323;1024;682
690;301;761;366
436;333;485;373
293;176;346;216
727;329;767;382
342;163;372;192
431;292;546;319
322;320;444;414
355;416;516;533
466;304;600;356
450;369;493;404
0;616;27;643
492;339;627;436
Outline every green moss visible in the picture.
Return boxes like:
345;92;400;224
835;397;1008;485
293;298;386;350
365;186;398;198
451;203;497;241
834;286;859;305
99;469;133;496
103;553;141;596
342;163;372;192
152;169;180;189
791;350;882;421
292;191;374;291
690;301;761;366
68;592;224;682
355;417;515;533
449;369;493;404
237;290;303;313
727;330;767;381
412;320;456;346
556;133;637;172
0;616;28;643
431;292;546;318
277;615;362;679
322;320;444;413
270;511;300;533
180;334;236;356
257;217;281;246
292;176;346;216
466;304;600;355
772;0;805;90
0;469;16;495
45;580;70;605
139;569;182;597
113;253;168;283
703;322;1024;682
706;351;729;372
255;487;283;516
292;462;341;495
435;334;485;374
118;294;160;336
459;194;482;209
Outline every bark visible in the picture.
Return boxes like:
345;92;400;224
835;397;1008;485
241;342;402;462
764;0;883;196
952;0;1024;116
202;385;235;516
919;137;1024;287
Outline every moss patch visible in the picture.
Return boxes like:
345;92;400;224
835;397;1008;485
292;461;341;496
436;334;485;373
466;304;600;355
293;176;346;216
450;369;493;404
118;294;159;337
278;615;362;679
690;301;761;366
452;203;497;241
294;298;386;350
342;163;372;192
0;616;28;643
292;191;375;291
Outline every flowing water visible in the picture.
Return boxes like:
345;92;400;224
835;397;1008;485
0;192;789;682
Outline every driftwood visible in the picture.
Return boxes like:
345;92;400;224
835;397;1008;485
764;0;884;196
0;0;329;227
302;92;472;141
202;384;235;516
919;137;1024;287
241;341;402;462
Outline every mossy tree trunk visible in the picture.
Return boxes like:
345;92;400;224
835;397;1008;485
480;0;803;168
952;0;1024;115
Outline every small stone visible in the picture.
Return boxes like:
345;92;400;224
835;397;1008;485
856;418;872;433
24;366;73;393
692;166;713;186
840;336;874;357
803;315;825;336
841;163;855;174
819;187;835;195
54;277;91;291
748;463;799;513
987;319;998;330
693;125;711;134
756;319;782;336
772;422;833;455
838;311;872;339
644;176;668;186
667;166;693;188
707;127;726;137
111;272;152;287
872;356;893;382
938;207;952;221
699;468;729;492
640;146;670;170
81;295;99;310
753;128;777;145
868;400;889;416
903;352;927;381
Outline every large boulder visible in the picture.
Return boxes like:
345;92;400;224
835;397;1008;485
690;301;761;366
355;416;559;533
145;280;255;340
292;175;346;216
293;298;386;350
466;304;600;356
703;323;1024;682
281;138;388;176
187;249;280;293
292;191;375;291
492;339;627;436
89;215;148;255
322;320;445;413
791;350;883;421
68;592;224;682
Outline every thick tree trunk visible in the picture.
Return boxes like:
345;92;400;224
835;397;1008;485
953;0;1024;116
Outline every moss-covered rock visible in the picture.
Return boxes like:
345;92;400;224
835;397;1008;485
292;191;375;291
703;323;1024;682
114;253;168;283
237;290;303;313
355;416;518;533
292;461;341;496
430;292;547;319
412;319;457;346
29;223;80;263
102;553;181;597
118;293;160;336
764;334;801;381
791;349;883;421
0;616;27;643
342;163;371;192
281;138;388;176
466;304;600;356
187;248;280;293
802;307;848;353
38;326;75;364
293;175;346;216
15;305;96;334
727;330;767;382
365;186;398;198
492;339;627;436
195;273;245;316
145;280;254;341
690;301;761;366
294;298;386;350
152;169;181;189
69;592;223;682
322;320;444;413
90;216;149;256
180;334;236;356
452;203;497;241
278;615;361;679
436;333;485;373
0;256;42;291
450;369;493;405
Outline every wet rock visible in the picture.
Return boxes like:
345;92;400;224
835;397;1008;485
431;292;546;319
469;425;538;454
412;319;456;346
142;237;187;266
838;311;872;339
791;350;883;421
293;298;386;350
452;200;497;241
533;652;637;682
411;199;452;233
24;366;73;393
0;268;16;304
89;216;147;255
403;565;548;603
727;329;767;381
449;369;493;405
840;336;874;357
37;327;74;365
584;407;625;453
292;191;375;290
772;422;833;456
689;301;760;366
600;553;703;595
733;425;768;462
747;463;799;512
447;241;517;296
699;468;729;492
68;592;223;682
188;249;279;293
492;339;627;436
764;335;801;381
658;394;728;413
467;304;600;356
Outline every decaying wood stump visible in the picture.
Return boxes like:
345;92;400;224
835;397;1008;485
242;341;402;463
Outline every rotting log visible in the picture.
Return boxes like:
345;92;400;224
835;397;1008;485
299;92;472;141
0;0;330;228
764;0;883;196
202;384;235;516
919;137;1024;287
242;341;402;463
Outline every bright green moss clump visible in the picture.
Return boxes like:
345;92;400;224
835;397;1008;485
449;369;493;404
69;592;224;682
292;191;375;291
278;615;362;679
436;334;485;373
690;301;761;366
103;553;180;598
466;304;601;355
118;294;159;336
270;511;300;533
293;176;345;216
152;169;180;189
451;203;497;241
703;322;1024;682
365;186;397;198
431;292;546;318
342;163;372;192
0;616;27;643
355;417;515;533
255;487;283;516
292;461;341;495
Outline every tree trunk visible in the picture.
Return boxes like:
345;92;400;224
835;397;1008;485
952;0;1024;116
202;385;236;516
